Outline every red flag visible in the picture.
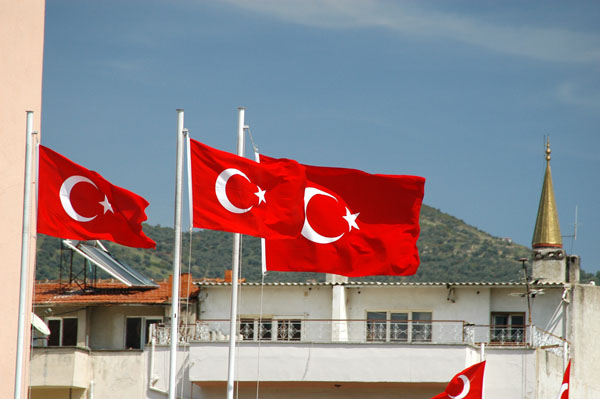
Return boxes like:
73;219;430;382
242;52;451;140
262;156;425;277
189;139;306;239
37;145;155;249
558;360;571;399
432;361;486;399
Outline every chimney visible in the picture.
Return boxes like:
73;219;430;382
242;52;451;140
224;270;232;283
168;273;193;298
180;273;192;298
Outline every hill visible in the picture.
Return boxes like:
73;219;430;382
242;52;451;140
33;204;531;283
35;204;596;283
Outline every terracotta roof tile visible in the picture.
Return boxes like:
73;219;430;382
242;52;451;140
34;275;201;305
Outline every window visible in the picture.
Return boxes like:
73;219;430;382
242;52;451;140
240;318;272;341
367;311;432;343
277;320;302;341
411;312;433;342
240;318;301;341
491;312;526;344
366;311;387;342
125;317;162;349
47;318;78;347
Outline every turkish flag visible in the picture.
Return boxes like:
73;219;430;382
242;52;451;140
37;145;155;249
262;155;425;277
432;361;486;399
558;360;571;399
189;139;306;239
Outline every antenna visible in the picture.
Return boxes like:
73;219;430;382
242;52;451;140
562;205;579;254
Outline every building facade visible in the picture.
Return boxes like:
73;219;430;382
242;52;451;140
31;274;199;399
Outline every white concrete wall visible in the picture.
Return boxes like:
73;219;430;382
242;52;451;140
569;284;600;399
30;348;91;388
91;351;146;399
89;305;165;349
346;286;492;323
188;342;478;383
484;348;537;399
200;285;333;321
535;349;564;399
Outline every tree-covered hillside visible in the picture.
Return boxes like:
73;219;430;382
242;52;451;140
35;204;598;284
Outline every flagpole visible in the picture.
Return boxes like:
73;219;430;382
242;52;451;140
226;107;245;399
14;111;36;399
168;109;185;399
254;150;267;276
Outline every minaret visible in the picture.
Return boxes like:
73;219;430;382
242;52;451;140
531;138;566;282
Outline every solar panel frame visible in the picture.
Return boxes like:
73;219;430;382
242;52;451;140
63;240;158;287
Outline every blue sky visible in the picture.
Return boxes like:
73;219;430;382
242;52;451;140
41;0;600;273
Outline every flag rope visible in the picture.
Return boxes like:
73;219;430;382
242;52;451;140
246;127;259;157
255;271;266;399
179;225;194;399
234;234;244;399
251;141;266;399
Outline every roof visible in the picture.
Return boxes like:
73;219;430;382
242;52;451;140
34;278;200;305
194;281;566;288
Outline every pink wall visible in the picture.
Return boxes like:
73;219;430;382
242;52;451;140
0;1;46;397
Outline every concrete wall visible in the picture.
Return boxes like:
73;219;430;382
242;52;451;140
89;305;165;349
188;342;479;383
535;349;564;399
346;286;492;323
0;1;45;397
200;285;333;321
569;284;600;399
484;348;537;399
91;351;147;398
30;347;91;388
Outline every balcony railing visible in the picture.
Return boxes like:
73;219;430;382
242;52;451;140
150;319;567;354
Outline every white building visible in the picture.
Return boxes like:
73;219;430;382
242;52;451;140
31;143;600;398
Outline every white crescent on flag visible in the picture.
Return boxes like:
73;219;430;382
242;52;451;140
301;187;359;244
60;175;99;222
448;375;470;399
215;168;265;214
59;175;114;222
558;383;568;398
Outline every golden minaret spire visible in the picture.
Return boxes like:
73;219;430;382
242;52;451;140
532;137;562;248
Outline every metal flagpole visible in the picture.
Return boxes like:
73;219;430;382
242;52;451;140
254;150;267;277
168;109;185;399
226;107;245;399
14;111;36;399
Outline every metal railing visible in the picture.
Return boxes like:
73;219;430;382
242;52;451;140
532;326;570;358
150;319;565;348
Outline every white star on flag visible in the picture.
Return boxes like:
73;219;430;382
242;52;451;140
342;207;359;232
99;195;114;214
254;186;267;204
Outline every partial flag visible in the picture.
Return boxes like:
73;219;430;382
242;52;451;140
558;360;571;399
432;361;486;399
189;139;306;239
262;155;425;277
37;145;155;248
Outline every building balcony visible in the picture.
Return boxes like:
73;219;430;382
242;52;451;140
151;319;568;384
153;319;560;346
30;347;91;389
